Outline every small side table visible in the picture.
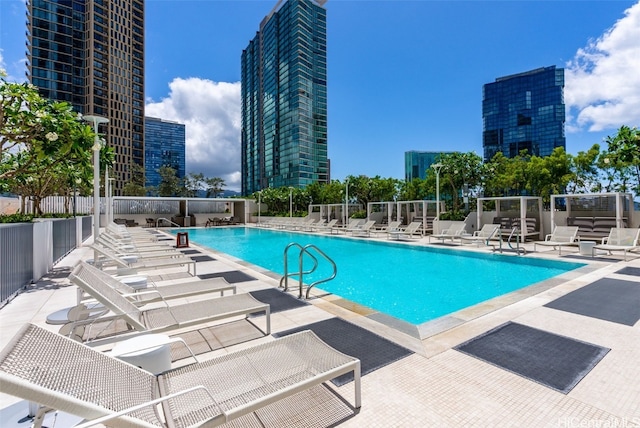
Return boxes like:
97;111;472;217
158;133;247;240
579;241;596;256
111;334;173;374
110;334;198;374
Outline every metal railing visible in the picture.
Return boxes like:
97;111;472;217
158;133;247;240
279;242;337;299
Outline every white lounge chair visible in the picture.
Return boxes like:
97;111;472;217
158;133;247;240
73;261;236;306
592;228;640;261
90;243;197;276
0;323;361;428
533;226;579;255
460;224;500;247
428;221;467;243
350;220;377;237
64;261;270;345
312;218;338;232
380;221;402;237
388;221;423;240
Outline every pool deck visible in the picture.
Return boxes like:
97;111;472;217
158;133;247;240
1;227;639;427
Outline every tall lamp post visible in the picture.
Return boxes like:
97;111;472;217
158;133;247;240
289;187;293;219
432;163;443;221
344;178;349;226
258;190;262;225
83;115;109;242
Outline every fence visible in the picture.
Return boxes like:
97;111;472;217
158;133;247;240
0;216;91;307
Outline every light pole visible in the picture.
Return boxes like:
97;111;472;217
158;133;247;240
83;115;109;242
432;163;443;221
258;190;262;225
289;187;293;219
344;178;349;226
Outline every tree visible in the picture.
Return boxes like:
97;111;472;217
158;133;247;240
1;74;96;213
157;166;181;197
204;176;225;197
604;125;640;197
122;162;147;196
568;144;601;194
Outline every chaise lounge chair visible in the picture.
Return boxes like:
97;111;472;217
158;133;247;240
73;261;236;306
592;227;640;261
350;220;377;237
64;261;270;345
90;244;198;276
0;323;361;428
428;221;467;243
459;224;500;247
388;221;423;240
311;218;338;232
533;225;579;255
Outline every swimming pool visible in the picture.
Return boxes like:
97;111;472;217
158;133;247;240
176;227;585;325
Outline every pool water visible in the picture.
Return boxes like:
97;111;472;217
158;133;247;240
176;227;585;325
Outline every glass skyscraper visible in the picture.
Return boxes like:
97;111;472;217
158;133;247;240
144;117;186;190
241;0;329;195
482;66;565;161
405;151;454;181
27;0;145;195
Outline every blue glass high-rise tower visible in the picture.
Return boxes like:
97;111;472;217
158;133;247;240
241;0;329;195
482;66;565;161
144;117;186;190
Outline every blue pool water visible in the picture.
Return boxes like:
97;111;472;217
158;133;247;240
175;227;585;325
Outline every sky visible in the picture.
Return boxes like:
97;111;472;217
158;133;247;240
1;0;639;192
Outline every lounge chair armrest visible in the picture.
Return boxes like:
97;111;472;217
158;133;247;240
601;237;608;244
74;385;221;428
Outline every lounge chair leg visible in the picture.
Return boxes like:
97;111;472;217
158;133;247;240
354;360;362;409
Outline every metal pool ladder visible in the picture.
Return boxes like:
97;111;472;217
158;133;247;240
279;242;337;299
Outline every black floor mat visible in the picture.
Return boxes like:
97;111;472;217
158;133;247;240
544;277;640;326
180;249;201;255
249;288;309;314
198;270;257;283
455;322;609;394
274;317;413;386
190;255;216;262
616;266;640;277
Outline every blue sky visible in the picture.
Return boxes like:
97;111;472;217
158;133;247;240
1;0;639;192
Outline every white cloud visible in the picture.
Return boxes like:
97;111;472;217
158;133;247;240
145;77;242;191
565;1;640;133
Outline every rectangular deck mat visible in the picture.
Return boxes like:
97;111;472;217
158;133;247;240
190;255;215;262
249;288;309;314
455;322;609;394
616;266;640;277
544;277;640;326
180;249;201;255
274;317;413;386
198;270;257;283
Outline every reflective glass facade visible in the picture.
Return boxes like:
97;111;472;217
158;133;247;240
241;0;328;195
144;117;186;189
482;66;565;161
405;151;454;181
27;0;145;195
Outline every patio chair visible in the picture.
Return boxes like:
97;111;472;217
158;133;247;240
460;224;500;247
428;221;467;243
89;244;197;276
64;261;270;345
73;261;236;306
592;227;640;261
388;221;423;240
0;323;361;428
95;236;182;259
311;218;338;232
533;225;579;255
350;220;377;237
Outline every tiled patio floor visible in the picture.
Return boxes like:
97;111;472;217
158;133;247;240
1;228;638;427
